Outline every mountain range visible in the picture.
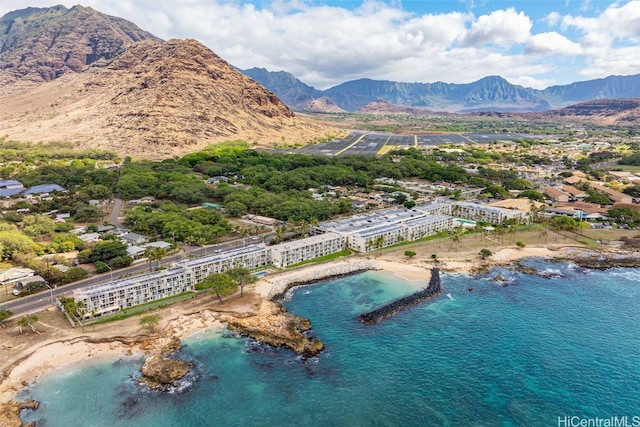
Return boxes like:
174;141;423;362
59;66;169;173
241;68;640;114
1;5;639;161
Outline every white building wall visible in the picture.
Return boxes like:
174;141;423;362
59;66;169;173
270;232;345;268
349;224;408;253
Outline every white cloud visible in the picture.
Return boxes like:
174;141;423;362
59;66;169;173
458;8;532;48
545;11;561;26
525;32;582;55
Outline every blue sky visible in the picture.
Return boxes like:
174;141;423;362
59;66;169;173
2;0;640;89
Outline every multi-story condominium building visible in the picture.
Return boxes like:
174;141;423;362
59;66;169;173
180;244;270;284
452;202;528;224
270;232;345;268
74;266;190;316
415;202;453;216
403;214;454;240
73;244;270;316
349;223;409;253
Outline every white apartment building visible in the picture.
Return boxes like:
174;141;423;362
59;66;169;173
270;232;345;268
73;244;270;316
74;266;189;316
452;202;527;224
415;202;453;216
179;244;270;284
403;214;454;240
349;223;409;253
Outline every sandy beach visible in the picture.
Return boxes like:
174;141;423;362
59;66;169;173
0;238;632;411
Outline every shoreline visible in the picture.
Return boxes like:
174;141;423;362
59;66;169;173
2;243;640;410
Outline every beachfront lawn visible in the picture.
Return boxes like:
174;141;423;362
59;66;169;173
286;250;352;269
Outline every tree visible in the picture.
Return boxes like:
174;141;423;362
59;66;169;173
479;248;492;259
225;200;248;217
88;240;128;263
226;267;257;297
0;309;12;325
607;207;640;227
449;226;464;250
196;273;237;304
372;235;386;256
516;241;526;249
145;247;167;271
17;315;39;334
517;190;546;202
404;250;416;258
140;314;161;333
403;200;416;209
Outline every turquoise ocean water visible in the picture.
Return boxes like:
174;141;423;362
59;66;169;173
19;259;640;426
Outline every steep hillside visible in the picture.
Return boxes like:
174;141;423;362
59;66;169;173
0;5;161;95
0;39;341;158
536;98;640;125
241;67;322;107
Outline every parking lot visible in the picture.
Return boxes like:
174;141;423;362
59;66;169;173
296;131;542;157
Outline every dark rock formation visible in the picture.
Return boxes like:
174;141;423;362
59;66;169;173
358;268;442;325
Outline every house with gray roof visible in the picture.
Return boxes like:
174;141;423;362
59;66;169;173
24;184;66;195
121;232;148;246
0;180;25;198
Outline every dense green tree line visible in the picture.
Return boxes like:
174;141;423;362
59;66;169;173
124;202;233;243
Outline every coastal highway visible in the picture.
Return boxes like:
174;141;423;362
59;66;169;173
1;234;273;319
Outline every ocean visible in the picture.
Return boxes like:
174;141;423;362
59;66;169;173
19;259;640;426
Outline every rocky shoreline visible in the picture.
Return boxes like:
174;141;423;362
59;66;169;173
0;399;39;427
222;302;324;359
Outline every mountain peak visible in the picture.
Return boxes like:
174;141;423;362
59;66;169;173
0;4;162;95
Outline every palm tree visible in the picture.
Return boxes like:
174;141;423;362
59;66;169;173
373;235;386;256
449;226;464;250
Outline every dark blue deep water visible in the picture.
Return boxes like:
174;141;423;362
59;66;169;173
19;260;640;426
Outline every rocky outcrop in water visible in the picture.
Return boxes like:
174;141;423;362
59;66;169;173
223;303;324;359
358;268;442;325
139;354;192;391
0;399;39;427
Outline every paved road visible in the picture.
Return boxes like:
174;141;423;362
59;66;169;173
1;234;274;319
108;197;124;227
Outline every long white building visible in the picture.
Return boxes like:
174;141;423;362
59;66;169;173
74;244;270;316
270;232;345;268
73;266;190;316
349;222;408;253
451;202;528;224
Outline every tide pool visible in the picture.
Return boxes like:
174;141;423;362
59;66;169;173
19;261;640;426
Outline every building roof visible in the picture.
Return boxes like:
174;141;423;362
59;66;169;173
544;186;569;199
24;184;66;195
487;198;545;212
0;267;35;284
590;183;631;202
0;179;25;197
561;185;587;197
121;232;147;242
563;175;585;185
143;241;172;249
